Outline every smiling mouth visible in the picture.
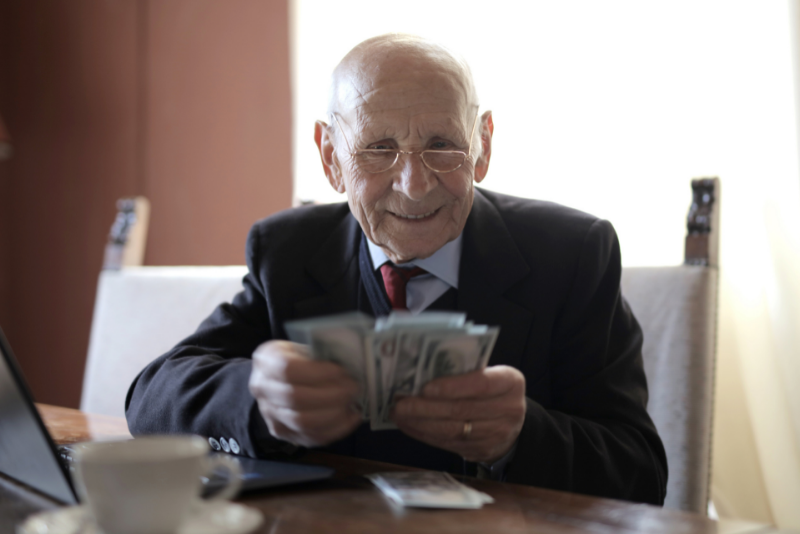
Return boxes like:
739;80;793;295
391;209;438;220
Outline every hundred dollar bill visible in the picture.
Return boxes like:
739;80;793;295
284;312;374;344
376;327;430;427
284;312;499;430
310;327;370;418
476;326;499;368
285;312;375;418
375;311;466;332
412;327;499;395
364;331;399;430
374;328;487;429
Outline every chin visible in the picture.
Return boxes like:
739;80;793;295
391;240;445;262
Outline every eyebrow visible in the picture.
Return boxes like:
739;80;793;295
355;119;469;147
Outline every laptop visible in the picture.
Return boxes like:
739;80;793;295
0;327;333;504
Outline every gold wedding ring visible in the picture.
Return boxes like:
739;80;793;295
462;421;473;440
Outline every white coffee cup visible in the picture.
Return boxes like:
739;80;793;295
73;435;242;534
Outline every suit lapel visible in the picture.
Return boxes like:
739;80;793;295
458;189;534;370
293;212;363;319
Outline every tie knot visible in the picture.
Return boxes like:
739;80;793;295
379;264;427;310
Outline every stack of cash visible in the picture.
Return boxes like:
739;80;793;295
284;312;499;431
366;471;494;509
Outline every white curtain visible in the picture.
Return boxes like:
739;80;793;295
711;2;800;527
291;1;800;527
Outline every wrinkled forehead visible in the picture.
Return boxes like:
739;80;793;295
330;37;478;127
338;72;473;128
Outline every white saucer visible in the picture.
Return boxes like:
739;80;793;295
18;501;264;534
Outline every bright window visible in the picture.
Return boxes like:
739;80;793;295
291;0;798;267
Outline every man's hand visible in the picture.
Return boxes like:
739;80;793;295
391;365;526;463
248;340;362;448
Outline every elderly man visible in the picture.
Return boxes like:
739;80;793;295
126;34;668;505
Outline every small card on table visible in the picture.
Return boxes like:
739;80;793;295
366;471;494;509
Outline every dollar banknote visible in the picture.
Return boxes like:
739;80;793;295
364;330;398;430
412;327;498;394
375;311;467;332
372;326;499;429
285;312;375;418
284;312;499;430
285;312;374;344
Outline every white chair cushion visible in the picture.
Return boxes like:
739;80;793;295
622;265;718;513
80;266;248;418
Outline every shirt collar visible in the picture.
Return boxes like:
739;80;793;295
366;234;462;289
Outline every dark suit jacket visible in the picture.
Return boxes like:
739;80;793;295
126;188;668;505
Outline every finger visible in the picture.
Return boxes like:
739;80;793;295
256;397;304;443
394;415;503;442
399;430;499;462
270;404;362;447
393;395;509;421
397;421;518;459
260;401;331;446
317;409;362;444
261;411;303;444
259;378;359;410
422;365;524;400
253;339;310;360
270;404;358;436
255;344;353;386
395;418;515;462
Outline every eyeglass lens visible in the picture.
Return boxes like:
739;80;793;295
356;150;466;174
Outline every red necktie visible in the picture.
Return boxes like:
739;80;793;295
379;264;427;310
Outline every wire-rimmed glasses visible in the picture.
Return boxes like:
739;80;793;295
331;112;480;174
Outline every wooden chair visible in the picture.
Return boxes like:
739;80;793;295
621;178;720;514
102;196;150;270
80;265;248;417
81;197;247;417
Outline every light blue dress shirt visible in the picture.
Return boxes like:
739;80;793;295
366;235;461;314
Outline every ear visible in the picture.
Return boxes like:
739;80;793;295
473;110;494;184
314;120;346;194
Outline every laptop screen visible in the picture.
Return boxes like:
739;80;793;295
0;328;77;503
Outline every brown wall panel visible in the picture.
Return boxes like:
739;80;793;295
4;0;139;407
144;0;293;265
0;158;9;331
1;0;293;407
0;0;11;332
0;158;9;332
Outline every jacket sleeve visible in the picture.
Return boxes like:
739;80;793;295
124;225;289;458
505;219;668;505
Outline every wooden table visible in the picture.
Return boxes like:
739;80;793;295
0;404;782;534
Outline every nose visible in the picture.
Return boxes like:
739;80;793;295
394;152;436;201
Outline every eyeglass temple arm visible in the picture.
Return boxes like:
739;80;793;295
467;111;480;157
331;113;354;154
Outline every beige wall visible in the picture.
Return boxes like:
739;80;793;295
0;0;293;408
144;1;293;264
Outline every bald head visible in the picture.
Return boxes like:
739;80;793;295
328;34;479;120
314;34;493;264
